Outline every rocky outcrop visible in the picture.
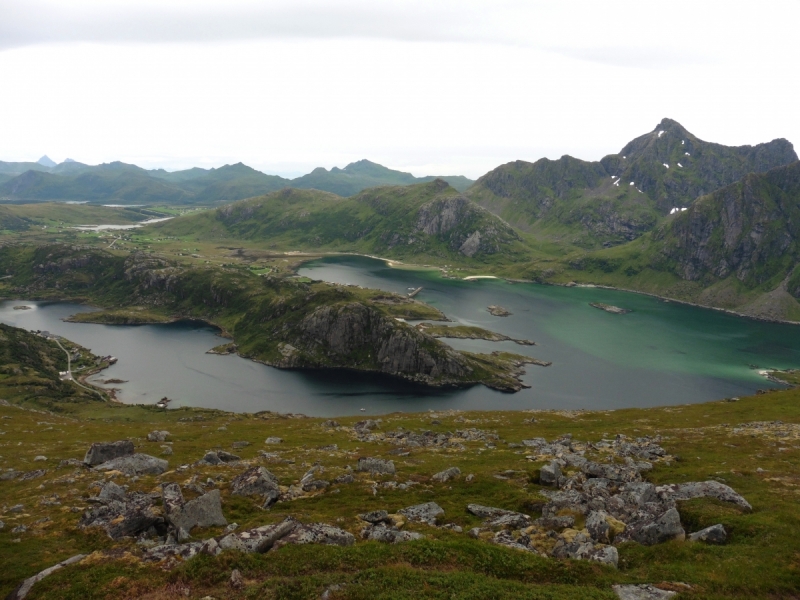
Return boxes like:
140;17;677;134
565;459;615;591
94;453;168;476
83;440;134;466
230;466;280;506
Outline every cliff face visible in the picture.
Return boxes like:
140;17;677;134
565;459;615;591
653;161;800;292
278;302;473;384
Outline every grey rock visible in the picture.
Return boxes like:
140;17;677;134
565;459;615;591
466;504;513;519
19;470;47;481
160;445;173;456
147;431;170;442
582;462;641;483
301;479;330;492
6;554;86;600
230;568;244;589
217;517;297;553
585;510;612;543
334;474;355;484
359;510;392;524
232;441;251;449
9;504;24;512
657;481;752;512
485;512;531;529
399;502;444;525
357;457;396;475
431;467;460;482
79;492;164;540
0;470;21;481
612;584;677;600
198;451;222;465
621;508;685;546
364;525;425;543
217;451;240;463
583;544;619;568
540;461;561;486
33;455;47;462
230;466;280;506
264;437;283;444
0;520;4;530
168;489;227;534
94;454;168;476
97;481;127;503
533;516;575;530
322;420;340;428
688;523;727;544
12;525;27;534
273;522;355;549
84;440;134;466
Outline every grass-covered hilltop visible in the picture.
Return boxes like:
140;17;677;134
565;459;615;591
1;322;800;599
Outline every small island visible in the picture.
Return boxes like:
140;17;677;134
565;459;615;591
13;305;31;310
416;323;534;345
487;305;512;317
589;303;631;314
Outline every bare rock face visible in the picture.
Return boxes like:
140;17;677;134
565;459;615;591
84;440;134;466
94;453;168;476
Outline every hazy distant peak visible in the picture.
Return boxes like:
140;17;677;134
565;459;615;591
37;155;56;168
63;158;76;163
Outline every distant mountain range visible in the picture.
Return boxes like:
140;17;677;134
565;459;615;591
0;158;474;205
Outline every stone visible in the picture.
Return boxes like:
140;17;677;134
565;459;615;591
0;470;21;481
540;461;561;486
147;431;170;442
230;466;280;506
431;467;460;482
612;584;677;600
79;492;165;540
357;457;396;475
334;474;354;484
169;489;227;534
6;554;86;600
162;482;185;514
399;502;444;525
84;440;135;466
19;470;47;481
198;451;222;465
217;517;297;553
232;441;251;449
264;437;283;444
33;456;47;462
94;454;168;476
272;523;355;549
217;451;240;463
322;420;340;428
586;510;612;543
533;516;575;530
363;524;425;543
621;508;685;546
688;523;727;544
229;569;244;589
359;510;393;524
160;445;173;456
97;481;126;503
9;504;24;512
12;525;27;534
582;462;641;483
301;479;330;492
657;481;752;512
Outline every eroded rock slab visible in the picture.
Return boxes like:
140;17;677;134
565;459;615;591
84;440;134;466
94;453;168;476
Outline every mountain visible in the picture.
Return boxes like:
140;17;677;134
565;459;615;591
37;155;56;168
291;159;474;196
153;179;528;263
466;118;797;247
0;158;473;205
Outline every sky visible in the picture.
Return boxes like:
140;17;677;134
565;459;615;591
0;0;798;179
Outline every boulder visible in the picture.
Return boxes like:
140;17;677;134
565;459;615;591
399;502;444;525
612;584;677;599
217;517;298;553
230;466;280;506
84;440;134;466
582;462;641;483
362;524;424;543
264;437;283;444
658;481;752;512
620;508;685;546
357;457;396;475
272;523;355;549
165;487;227;536
358;510;393;524
94;454;168;476
97;481;127;503
79;492;165;540
198;450;240;465
540;461;561;486
533;516;575;531
147;431;170;442
586;510;612;543
688;523;727;544
232;441;251;449
432;467;460;483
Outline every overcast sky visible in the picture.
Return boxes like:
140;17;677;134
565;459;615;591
0;0;798;178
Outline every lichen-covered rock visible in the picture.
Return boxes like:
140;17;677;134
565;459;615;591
617;508;685;546
230;466;280;506
362;523;424;543
147;431;170;442
582;462;641;483
358;510;393;524
431;467;460;482
688;523;727;544
79;492;165;540
399;502;444;525
272;523;355;549
217;517;298;553
357;457;395;475
612;584;677;599
540;461;561;486
94;453;168;476
96;481;126;503
84;440;134;466
167;489;227;535
657;481;752;512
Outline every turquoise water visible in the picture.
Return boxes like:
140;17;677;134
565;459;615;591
0;255;796;415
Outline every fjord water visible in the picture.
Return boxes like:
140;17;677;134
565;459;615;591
1;255;797;415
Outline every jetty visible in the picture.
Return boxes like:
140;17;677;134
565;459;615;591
408;287;423;298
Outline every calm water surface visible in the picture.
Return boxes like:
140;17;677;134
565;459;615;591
1;255;797;416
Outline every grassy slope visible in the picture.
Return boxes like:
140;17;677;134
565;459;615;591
0;203;150;232
0;334;799;598
150;181;536;266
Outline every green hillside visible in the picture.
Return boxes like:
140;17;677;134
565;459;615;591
466;118;797;248
152;179;530;264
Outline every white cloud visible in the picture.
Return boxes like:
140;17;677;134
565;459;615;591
0;1;797;178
